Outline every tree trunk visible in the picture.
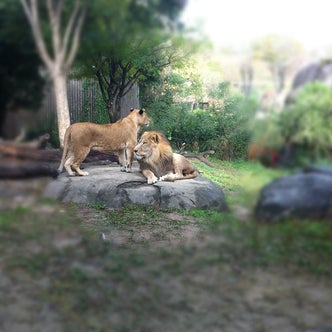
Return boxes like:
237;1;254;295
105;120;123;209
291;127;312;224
53;72;71;147
20;0;86;148
108;94;121;123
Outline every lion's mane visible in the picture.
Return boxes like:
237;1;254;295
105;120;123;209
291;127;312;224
134;131;198;184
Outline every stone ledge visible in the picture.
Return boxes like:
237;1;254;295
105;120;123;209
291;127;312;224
44;165;228;212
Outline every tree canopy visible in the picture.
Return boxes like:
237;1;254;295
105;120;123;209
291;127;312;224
251;34;303;92
76;0;190;122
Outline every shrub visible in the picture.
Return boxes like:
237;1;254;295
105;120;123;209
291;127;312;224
279;82;332;162
142;78;258;160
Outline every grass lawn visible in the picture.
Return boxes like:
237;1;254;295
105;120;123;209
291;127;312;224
0;159;331;331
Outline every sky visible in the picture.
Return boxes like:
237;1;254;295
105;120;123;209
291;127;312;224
181;0;332;52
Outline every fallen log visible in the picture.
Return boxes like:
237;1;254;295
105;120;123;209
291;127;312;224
0;142;61;161
0;142;118;163
0;163;59;179
177;143;215;167
0;133;50;148
182;150;215;167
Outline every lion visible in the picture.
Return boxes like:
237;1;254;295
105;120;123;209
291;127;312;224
58;108;150;176
134;131;198;184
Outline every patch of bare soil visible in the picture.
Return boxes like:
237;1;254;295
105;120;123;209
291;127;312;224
0;178;331;332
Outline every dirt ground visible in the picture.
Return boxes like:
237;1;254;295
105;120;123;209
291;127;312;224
0;177;331;332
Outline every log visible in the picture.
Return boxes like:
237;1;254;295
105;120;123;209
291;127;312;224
0;133;51;148
0;163;59;179
0;142;61;161
182;150;215;167
177;143;215;167
0;142;118;163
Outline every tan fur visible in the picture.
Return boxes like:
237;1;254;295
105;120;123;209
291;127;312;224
58;109;150;176
134;131;198;184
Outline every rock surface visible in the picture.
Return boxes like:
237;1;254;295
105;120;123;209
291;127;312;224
255;167;332;221
44;165;228;211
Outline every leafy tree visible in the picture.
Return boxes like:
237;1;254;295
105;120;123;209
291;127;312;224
77;0;189;123
140;64;204;137
0;0;45;137
279;82;332;161
20;0;86;146
142;68;256;160
252;34;303;92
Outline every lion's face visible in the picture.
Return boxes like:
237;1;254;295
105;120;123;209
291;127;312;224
131;108;151;127
134;131;160;161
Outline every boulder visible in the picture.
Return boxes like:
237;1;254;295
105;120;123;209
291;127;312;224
255;167;332;221
286;59;332;103
44;165;228;212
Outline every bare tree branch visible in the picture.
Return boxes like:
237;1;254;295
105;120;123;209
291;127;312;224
20;0;86;146
46;0;61;61
20;0;53;69
62;1;80;63
96;69;109;105
66;3;86;69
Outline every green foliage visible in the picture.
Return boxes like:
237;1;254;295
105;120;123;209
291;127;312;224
143;75;258;160
196;214;332;275
251;34;304;91
81;79;109;124
280;82;332;161
252;34;303;65
88;202;107;210
76;0;190;121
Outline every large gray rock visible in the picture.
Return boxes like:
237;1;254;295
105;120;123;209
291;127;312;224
286;59;332;103
255;167;332;221
44;165;228;212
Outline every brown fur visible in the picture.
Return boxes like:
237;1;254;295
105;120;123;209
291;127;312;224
58;109;150;176
134;131;198;184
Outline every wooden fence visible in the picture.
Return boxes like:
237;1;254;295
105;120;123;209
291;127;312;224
38;79;140;128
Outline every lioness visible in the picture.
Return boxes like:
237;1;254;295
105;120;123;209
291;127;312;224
134;130;198;184
58;108;150;176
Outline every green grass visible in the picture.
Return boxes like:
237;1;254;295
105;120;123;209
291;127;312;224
188;158;332;274
1;161;332;331
193;157;289;207
2;159;331;276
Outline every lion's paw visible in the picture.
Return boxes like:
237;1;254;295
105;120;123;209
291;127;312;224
80;171;89;176
147;176;158;184
120;166;132;173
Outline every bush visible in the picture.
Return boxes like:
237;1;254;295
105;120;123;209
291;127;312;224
279;82;332;162
142;78;258;160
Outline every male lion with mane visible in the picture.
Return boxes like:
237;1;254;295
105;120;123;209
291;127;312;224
134;130;198;184
58;108;150;176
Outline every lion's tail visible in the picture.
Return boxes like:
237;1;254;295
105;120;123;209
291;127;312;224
160;169;199;182
181;169;199;180
57;126;71;174
185;169;199;179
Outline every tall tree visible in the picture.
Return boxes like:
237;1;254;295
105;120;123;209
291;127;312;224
252;34;303;92
77;0;189;123
20;0;86;146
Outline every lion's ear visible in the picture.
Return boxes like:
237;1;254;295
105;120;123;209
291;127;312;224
139;108;145;115
152;134;159;143
130;108;134;112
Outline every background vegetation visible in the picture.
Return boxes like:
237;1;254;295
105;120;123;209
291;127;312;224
1;2;332;328
1;1;332;167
